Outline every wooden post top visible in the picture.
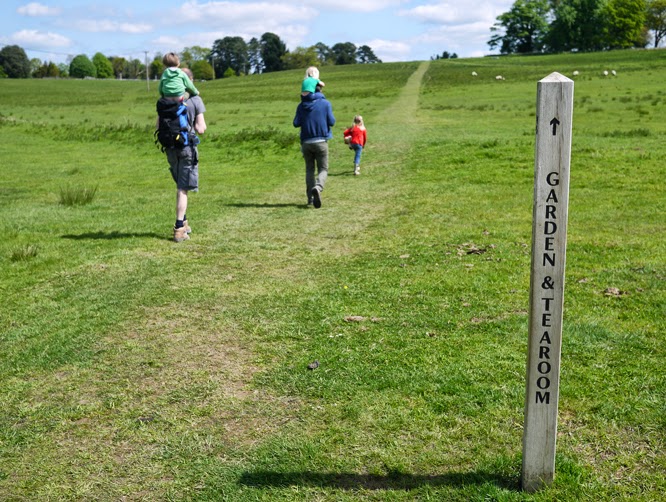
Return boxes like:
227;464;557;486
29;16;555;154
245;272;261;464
539;72;573;83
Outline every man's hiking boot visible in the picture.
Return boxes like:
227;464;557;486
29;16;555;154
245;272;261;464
173;226;190;242
183;219;192;234
311;186;322;208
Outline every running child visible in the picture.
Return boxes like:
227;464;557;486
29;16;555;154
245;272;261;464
343;115;367;176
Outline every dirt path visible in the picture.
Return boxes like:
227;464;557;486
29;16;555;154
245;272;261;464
377;60;430;129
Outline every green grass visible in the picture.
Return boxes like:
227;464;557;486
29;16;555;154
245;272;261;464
59;185;99;206
0;50;664;500
9;244;39;262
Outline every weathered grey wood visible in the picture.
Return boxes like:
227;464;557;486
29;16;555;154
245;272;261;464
522;72;574;493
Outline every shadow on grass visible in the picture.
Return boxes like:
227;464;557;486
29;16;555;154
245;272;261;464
225;202;309;209
62;231;168;241
328;170;356;177
238;470;519;491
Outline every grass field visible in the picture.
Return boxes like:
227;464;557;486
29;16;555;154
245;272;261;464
1;49;664;500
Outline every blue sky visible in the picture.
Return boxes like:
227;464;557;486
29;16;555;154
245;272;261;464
1;1;515;64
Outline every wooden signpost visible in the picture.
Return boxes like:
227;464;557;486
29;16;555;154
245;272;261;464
522;72;574;492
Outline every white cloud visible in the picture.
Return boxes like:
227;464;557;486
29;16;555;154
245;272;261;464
9;29;72;48
153;35;184;47
70;20;152;34
151;25;309;56
156;2;314;49
174;1;316;27
297;0;407;12
17;2;61;16
411;21;497;56
363;39;412;62
274;25;311;49
400;1;511;25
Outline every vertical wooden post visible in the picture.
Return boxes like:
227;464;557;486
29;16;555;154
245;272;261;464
522;72;574;492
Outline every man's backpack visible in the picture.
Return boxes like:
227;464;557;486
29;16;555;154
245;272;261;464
155;98;191;152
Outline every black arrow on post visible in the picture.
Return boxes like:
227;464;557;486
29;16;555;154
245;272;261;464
550;118;560;136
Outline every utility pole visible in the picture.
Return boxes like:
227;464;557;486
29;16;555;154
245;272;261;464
144;51;150;91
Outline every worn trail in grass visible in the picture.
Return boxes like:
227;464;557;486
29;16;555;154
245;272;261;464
1;62;437;500
2;52;664;501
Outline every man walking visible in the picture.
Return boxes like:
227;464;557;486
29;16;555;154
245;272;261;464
160;68;207;242
293;85;335;207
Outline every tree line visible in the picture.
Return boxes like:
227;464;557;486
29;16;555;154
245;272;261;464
209;33;380;78
489;0;666;54
0;32;381;80
0;45;154;80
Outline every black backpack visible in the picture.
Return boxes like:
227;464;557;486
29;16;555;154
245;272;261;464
155;98;190;152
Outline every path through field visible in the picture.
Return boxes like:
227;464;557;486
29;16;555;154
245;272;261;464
4;49;666;500
1;61;435;500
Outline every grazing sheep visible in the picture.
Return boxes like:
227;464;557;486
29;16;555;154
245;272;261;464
495;75;504;80
603;70;609;76
611;70;617;76
572;70;579;76
472;71;477;76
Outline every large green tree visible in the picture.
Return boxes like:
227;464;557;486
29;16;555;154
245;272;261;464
180;46;211;68
331;42;357;65
92;52;114;78
281;46;319;70
191;59;215;80
260;32;287;73
601;0;648;48
57;63;69;77
547;0;608;51
246;37;263;74
69;54;96;78
29;58;42;76
150;56;165;80
129;59;145;80
211;36;248;77
356;45;382;63
646;0;666;47
0;45;31;78
489;0;550;53
33;61;59;78
109;56;127;78
313;42;333;65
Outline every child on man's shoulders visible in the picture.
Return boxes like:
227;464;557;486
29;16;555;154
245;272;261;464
301;66;325;96
159;52;199;101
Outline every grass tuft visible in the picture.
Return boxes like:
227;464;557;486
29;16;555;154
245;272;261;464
602;128;651;138
59;185;98;206
10;244;39;262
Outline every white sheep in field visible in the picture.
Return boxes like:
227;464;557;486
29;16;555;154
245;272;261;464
495;75;505;80
611;70;617;76
603;70;609;76
472;71;477;76
572;70;579;76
